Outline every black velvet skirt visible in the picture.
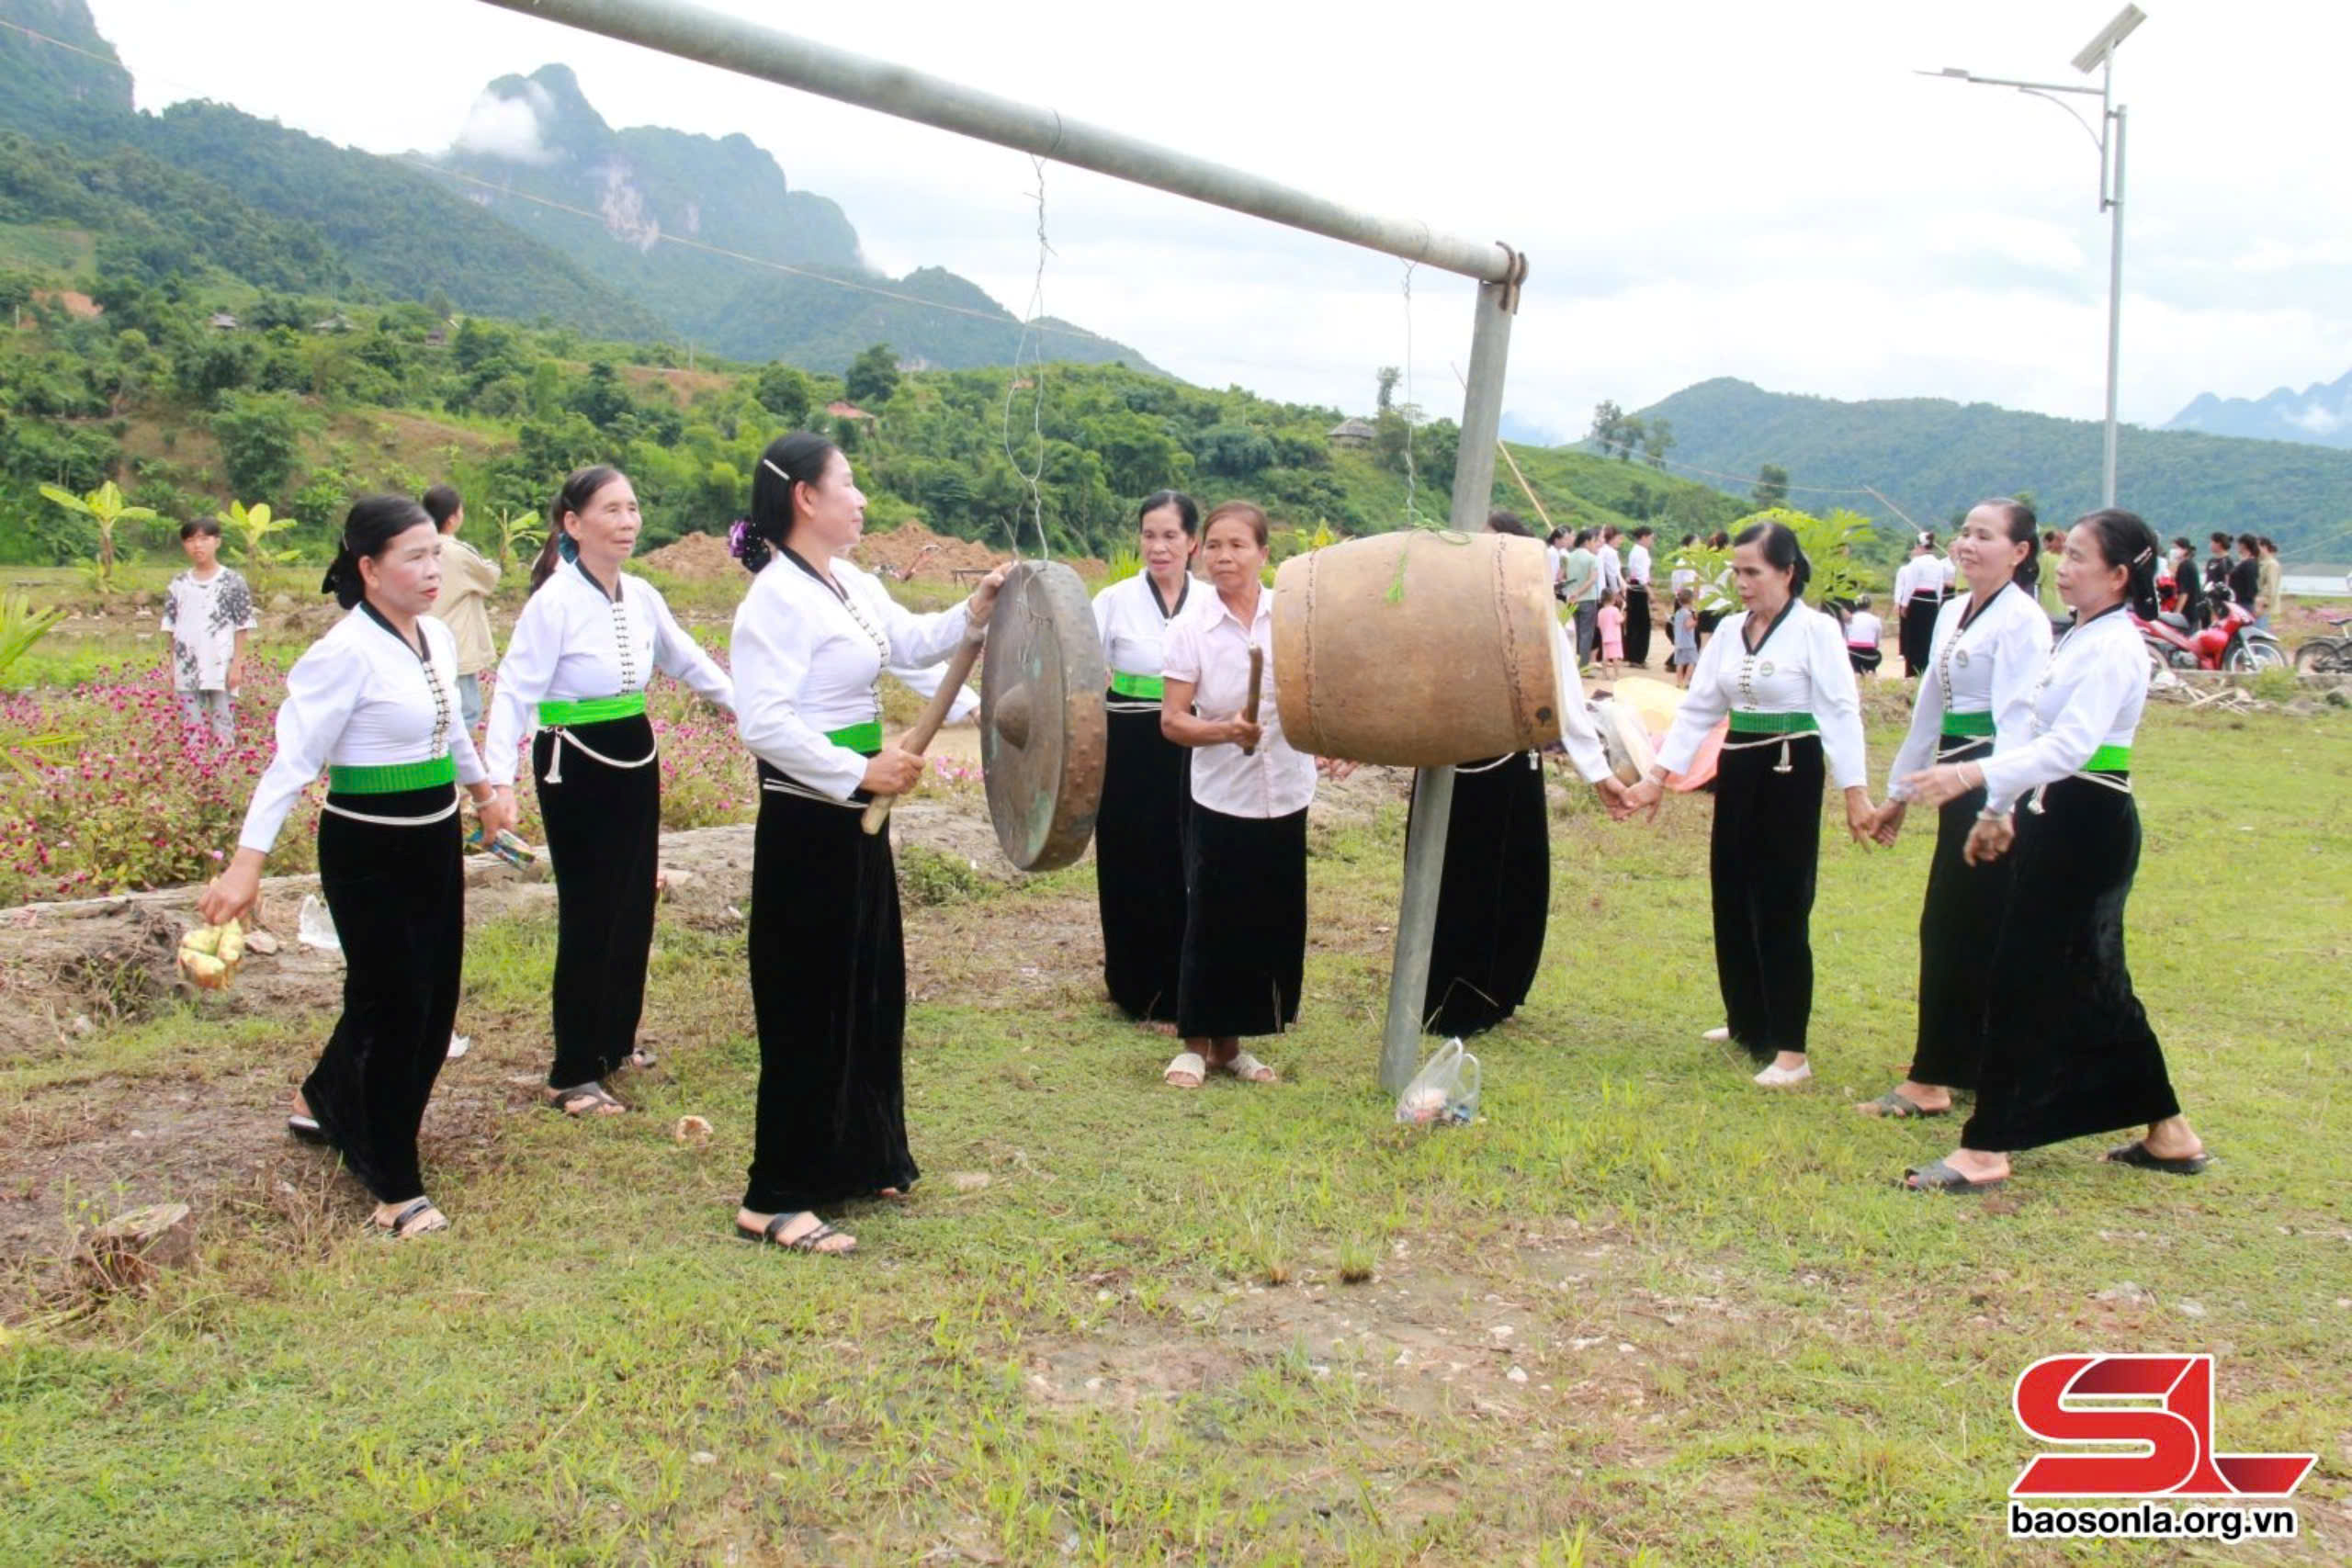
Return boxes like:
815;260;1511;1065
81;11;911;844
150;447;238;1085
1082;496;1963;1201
1905;735;2012;1089
1095;701;1190;1021
742;764;918;1213
1419;753;1547;1036
533;713;661;1087
1177;802;1307;1040
1962;776;2181;1153
302;784;464;1205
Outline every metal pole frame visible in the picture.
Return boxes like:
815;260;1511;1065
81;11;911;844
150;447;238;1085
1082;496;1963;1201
480;0;1517;286
2100;90;2126;509
479;0;1530;1086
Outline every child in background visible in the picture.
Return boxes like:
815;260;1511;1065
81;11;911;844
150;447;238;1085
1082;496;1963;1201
162;517;256;744
1669;586;1698;688
1596;589;1625;680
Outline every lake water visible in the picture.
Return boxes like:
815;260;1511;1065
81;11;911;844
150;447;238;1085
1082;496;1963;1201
2284;574;2351;597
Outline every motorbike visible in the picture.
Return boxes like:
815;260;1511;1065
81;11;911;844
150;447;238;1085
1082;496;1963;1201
2134;584;2288;673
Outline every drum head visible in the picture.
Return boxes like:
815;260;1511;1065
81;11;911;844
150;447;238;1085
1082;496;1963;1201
978;561;1108;871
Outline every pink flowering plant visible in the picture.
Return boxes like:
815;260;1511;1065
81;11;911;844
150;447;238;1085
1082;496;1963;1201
2;660;985;906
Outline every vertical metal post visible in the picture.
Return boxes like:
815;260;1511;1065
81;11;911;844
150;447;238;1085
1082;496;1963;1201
2100;100;2127;508
1379;276;1519;1092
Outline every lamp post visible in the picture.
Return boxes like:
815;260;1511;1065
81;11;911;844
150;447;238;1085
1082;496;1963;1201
1923;5;2145;508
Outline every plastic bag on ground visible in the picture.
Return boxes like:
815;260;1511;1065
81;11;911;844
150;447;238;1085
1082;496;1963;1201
1396;1038;1481;1126
296;894;341;953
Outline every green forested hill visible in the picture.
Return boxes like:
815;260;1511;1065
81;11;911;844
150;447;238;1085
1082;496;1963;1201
1634;377;2352;554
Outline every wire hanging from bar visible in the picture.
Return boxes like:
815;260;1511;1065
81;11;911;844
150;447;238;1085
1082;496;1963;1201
1000;146;1057;562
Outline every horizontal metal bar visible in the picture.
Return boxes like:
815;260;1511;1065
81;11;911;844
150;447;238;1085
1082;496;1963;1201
480;0;1519;284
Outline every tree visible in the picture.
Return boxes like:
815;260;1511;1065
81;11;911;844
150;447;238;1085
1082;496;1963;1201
1375;366;1401;412
1615;415;1646;463
753;362;814;425
844;343;900;408
1643;417;1676;471
1753;464;1790;508
1588;400;1626;457
223;499;299;570
211;391;314;502
37;479;157;593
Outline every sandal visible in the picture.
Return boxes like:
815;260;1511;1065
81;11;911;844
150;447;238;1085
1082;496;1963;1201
546;1081;628;1116
2103;1141;2212;1176
286;1112;329;1145
1902;1158;2006;1193
368;1198;447;1239
1857;1088;1948;1119
735;1212;855;1255
1163;1051;1206;1089
622;1047;659;1073
1217;1051;1279;1084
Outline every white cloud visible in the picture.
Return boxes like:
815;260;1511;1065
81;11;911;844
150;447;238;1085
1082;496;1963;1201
451;80;557;165
79;0;2352;437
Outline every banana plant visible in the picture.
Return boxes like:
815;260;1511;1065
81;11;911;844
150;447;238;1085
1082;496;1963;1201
493;506;546;572
37;479;157;595
225;500;300;572
0;591;72;779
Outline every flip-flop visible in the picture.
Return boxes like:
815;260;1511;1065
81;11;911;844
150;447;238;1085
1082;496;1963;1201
1902;1158;2007;1193
735;1213;855;1254
368;1198;447;1239
622;1047;658;1073
546;1082;628;1116
2103;1141;2212;1176
1163;1051;1206;1089
1218;1051;1279;1084
1858;1089;1948;1119
286;1112;329;1145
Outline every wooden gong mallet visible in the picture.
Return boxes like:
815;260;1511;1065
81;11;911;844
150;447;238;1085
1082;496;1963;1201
1240;645;1264;756
860;627;987;835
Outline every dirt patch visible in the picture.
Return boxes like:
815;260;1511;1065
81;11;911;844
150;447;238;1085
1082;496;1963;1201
639;529;740;581
33;289;101;321
852;520;1012;581
618;365;732;407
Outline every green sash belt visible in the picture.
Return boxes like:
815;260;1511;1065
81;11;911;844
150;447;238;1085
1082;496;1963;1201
2085;743;2132;773
1109;671;1165;700
1940;710;1996;739
827;720;883;754
538;692;647;727
1727;710;1818;735
328;754;456;794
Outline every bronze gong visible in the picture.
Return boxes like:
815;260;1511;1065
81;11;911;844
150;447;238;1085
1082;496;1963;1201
979;560;1107;871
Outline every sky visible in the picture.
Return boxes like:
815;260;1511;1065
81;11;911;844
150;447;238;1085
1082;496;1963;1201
79;0;2352;449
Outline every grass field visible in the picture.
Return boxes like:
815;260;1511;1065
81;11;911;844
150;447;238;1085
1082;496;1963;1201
1;700;2347;1565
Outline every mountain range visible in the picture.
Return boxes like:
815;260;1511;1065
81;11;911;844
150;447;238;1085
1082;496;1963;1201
0;0;1157;374
1634;378;2352;556
2166;369;2352;450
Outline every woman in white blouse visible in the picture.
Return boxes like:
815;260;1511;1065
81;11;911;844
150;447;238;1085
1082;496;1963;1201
481;465;734;1117
1894;534;1948;678
728;434;1008;1255
1091;490;1200;1026
1897;510;2208;1191
1157;501;1351;1088
1623;520;1874;1088
200;497;508;1240
1860;500;2052;1119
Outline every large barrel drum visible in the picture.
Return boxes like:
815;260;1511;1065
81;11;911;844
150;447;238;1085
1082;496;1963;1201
1272;530;1563;766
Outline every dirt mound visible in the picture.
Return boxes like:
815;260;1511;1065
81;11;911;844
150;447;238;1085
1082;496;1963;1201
854;521;1010;581
639;530;740;581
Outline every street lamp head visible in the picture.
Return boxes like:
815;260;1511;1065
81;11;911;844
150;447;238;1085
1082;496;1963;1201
2071;4;2146;74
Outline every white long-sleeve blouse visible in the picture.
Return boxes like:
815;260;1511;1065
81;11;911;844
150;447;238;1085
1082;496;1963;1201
237;605;486;853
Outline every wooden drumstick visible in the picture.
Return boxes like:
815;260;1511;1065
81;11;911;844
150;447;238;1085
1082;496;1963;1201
860;630;986;835
1241;644;1264;756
